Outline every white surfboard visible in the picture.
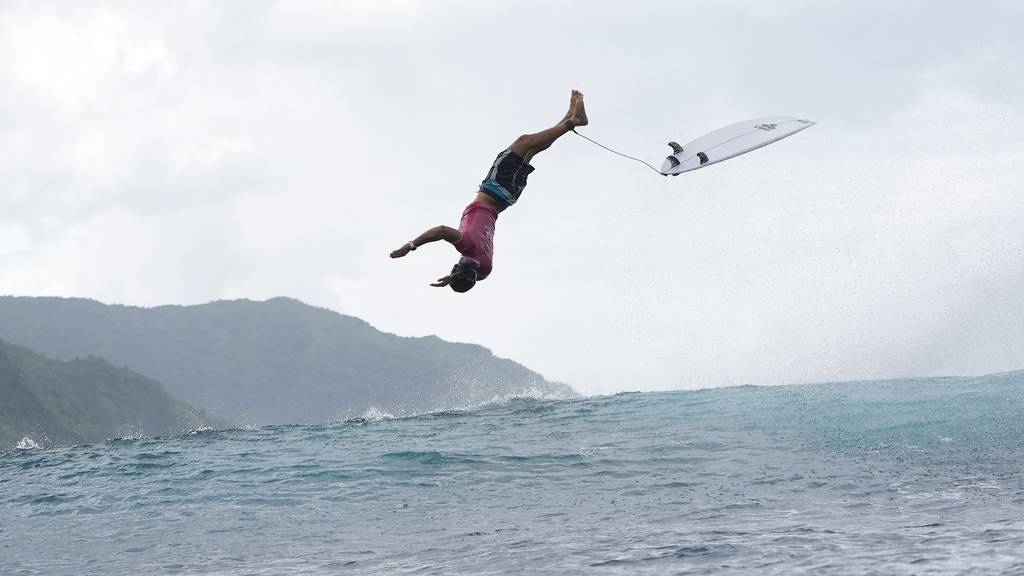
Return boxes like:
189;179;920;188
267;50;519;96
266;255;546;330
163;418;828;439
660;116;815;176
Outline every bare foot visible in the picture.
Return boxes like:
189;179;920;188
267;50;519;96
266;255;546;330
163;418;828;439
561;90;578;124
569;90;588;127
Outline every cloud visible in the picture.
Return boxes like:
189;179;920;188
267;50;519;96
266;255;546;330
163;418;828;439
1;1;1022;394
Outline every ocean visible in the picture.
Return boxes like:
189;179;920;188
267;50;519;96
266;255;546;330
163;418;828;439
2;374;1023;575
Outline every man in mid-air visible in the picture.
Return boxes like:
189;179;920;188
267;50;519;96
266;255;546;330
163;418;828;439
390;90;589;292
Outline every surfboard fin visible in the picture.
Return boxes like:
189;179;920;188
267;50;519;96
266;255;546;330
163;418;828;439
668;141;684;155
665;155;680;169
697;152;709;165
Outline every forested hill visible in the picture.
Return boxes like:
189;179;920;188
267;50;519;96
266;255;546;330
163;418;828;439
0;296;576;425
0;338;212;449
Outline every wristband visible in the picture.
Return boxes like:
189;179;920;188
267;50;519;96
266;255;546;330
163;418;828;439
408;241;417;251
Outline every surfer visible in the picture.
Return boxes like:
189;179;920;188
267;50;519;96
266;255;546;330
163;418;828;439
390;90;588;292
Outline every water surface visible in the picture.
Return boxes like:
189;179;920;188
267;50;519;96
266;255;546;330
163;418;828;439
3;374;1023;574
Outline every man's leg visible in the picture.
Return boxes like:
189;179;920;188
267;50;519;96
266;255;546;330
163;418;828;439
510;90;589;162
512;128;564;162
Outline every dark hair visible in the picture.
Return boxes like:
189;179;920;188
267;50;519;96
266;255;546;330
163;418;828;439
449;260;478;293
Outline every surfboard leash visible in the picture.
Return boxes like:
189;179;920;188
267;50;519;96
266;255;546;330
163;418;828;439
570;129;666;176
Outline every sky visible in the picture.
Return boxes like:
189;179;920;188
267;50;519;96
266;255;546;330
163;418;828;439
1;0;1022;395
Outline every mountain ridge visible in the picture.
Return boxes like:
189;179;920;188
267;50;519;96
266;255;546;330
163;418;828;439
0;296;576;425
0;338;214;448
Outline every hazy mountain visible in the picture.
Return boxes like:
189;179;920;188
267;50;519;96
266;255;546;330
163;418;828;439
0;297;577;425
0;338;212;449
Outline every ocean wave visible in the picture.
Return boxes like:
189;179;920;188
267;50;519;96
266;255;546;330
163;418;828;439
4;373;1022;575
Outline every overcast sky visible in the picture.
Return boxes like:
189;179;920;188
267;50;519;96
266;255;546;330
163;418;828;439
1;0;1022;394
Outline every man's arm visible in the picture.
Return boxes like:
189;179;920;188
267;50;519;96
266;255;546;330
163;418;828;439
390;225;461;258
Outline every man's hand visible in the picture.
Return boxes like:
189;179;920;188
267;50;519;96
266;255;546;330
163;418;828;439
430;275;450;288
390;243;412;258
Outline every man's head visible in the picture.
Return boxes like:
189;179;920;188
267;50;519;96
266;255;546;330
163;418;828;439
448;258;479;293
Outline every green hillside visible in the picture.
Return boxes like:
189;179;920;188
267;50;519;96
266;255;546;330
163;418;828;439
0;339;212;449
0;296;577;425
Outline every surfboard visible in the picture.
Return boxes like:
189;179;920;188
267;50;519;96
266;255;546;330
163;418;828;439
660;116;815;176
